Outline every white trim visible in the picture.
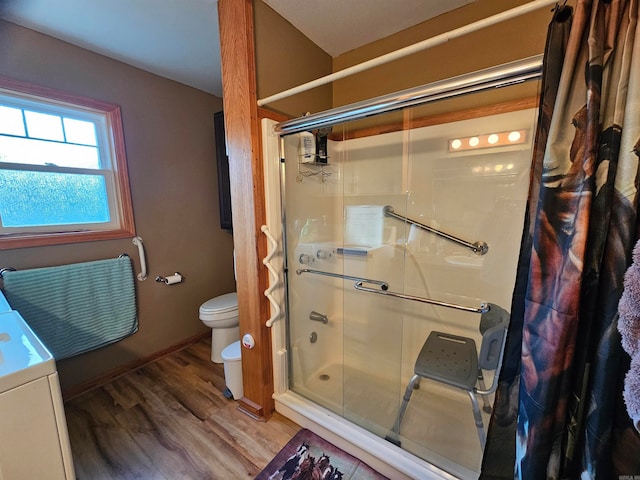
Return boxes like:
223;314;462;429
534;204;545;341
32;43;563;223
274;391;471;480
261;118;289;392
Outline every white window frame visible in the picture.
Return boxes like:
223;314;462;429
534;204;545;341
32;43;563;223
0;76;135;249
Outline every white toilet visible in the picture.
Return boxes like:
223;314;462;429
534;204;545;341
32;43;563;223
199;292;239;363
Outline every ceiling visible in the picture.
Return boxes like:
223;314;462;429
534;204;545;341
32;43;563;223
0;0;475;98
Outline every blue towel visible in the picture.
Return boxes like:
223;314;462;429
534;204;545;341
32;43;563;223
2;256;138;360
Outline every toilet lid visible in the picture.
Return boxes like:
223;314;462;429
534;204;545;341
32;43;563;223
200;292;238;314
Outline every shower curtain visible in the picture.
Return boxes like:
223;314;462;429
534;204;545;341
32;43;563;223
482;1;640;479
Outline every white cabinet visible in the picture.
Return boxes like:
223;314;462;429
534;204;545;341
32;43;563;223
0;308;75;479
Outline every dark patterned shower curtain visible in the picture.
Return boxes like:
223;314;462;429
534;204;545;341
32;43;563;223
482;1;640;478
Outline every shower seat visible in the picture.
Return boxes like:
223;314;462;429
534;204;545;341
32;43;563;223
386;303;510;449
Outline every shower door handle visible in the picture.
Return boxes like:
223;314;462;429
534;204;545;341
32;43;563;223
296;268;389;290
354;281;489;314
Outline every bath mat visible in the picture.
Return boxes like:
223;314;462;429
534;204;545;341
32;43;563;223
256;428;389;480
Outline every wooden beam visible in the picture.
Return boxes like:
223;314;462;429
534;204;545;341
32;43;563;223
218;0;273;419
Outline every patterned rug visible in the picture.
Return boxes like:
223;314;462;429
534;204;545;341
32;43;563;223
255;428;389;480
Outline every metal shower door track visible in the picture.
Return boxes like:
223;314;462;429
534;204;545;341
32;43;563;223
274;55;542;135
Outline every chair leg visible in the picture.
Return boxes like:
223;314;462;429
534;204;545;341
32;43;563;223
467;390;486;449
386;374;421;446
477;369;492;413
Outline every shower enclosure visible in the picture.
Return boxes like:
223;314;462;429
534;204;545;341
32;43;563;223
264;60;541;479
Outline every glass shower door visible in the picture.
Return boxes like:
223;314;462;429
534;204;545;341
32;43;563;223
282;112;409;429
281;98;538;476
336;114;409;439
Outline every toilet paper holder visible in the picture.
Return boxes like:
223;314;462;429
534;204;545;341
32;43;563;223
155;272;183;285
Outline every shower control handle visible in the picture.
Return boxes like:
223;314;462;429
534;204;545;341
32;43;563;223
309;311;328;324
299;254;315;265
316;249;332;260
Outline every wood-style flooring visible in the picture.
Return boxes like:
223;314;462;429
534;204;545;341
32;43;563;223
64;338;300;479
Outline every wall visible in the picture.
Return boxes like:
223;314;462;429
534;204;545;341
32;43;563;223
0;20;235;393
253;0;333;117
254;1;576;118
332;0;568;109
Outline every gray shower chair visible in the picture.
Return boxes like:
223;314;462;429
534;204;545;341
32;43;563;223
386;303;510;449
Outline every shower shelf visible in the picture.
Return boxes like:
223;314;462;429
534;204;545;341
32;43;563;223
297;160;331;183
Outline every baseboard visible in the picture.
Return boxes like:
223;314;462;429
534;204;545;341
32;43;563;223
238;396;268;422
61;331;209;402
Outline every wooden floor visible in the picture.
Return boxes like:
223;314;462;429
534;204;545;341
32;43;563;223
64;338;300;479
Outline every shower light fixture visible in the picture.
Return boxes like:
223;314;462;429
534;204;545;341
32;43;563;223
449;129;527;152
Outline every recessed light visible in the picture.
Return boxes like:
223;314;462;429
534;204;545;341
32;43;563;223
448;130;527;152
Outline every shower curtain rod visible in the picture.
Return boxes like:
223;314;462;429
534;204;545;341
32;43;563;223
258;0;557;108
274;54;543;135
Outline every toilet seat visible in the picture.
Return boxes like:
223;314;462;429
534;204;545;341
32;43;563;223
199;292;238;321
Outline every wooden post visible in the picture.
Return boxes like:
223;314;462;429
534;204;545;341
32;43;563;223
218;0;273;419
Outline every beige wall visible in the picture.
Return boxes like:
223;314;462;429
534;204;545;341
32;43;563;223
332;0;561;108
254;0;575;116
254;1;574;119
0;20;234;392
254;0;332;117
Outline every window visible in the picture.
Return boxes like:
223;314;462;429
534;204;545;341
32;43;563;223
0;77;135;249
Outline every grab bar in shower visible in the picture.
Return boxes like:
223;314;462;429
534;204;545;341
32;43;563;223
296;268;389;290
384;206;489;256
297;267;486;313
354;281;489;314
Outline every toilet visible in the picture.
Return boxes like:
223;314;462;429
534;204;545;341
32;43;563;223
199;292;239;363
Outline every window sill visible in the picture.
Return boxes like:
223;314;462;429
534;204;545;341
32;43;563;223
0;227;136;250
